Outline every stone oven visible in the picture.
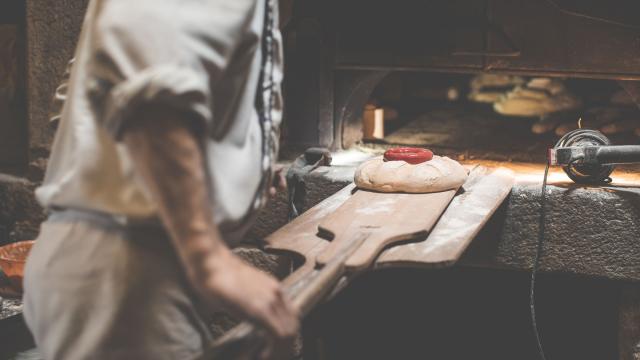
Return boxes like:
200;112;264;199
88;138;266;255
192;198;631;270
283;0;640;151
278;1;640;359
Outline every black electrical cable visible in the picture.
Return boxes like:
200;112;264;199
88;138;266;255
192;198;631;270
530;161;550;360
531;129;615;359
531;157;585;360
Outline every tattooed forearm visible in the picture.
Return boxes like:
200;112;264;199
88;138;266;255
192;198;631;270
122;107;229;282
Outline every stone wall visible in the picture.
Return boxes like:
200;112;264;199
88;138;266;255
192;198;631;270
26;0;89;156
0;1;27;170
0;174;43;244
0;0;89;244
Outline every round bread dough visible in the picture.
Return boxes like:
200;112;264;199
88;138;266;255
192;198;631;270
354;156;468;193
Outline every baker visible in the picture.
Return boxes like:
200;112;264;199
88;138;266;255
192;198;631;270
22;0;298;359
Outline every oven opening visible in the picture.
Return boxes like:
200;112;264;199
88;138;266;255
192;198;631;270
354;72;639;165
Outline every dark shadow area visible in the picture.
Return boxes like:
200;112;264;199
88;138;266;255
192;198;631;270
305;267;620;359
0;314;37;359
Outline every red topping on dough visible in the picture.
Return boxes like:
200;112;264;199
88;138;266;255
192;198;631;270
383;147;434;164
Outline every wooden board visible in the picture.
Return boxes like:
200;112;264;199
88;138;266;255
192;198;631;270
265;184;355;259
315;188;457;271
376;166;515;268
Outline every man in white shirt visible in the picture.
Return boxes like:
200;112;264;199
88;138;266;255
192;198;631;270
23;0;298;358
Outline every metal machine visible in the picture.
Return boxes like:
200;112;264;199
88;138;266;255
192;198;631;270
549;128;640;184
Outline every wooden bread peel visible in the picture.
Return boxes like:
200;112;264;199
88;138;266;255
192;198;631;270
315;188;457;271
198;165;514;359
377;166;515;268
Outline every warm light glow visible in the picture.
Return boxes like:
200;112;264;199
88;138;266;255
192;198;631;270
462;159;640;187
330;149;375;167
330;150;640;187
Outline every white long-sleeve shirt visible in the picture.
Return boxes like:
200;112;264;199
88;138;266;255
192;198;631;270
36;0;283;244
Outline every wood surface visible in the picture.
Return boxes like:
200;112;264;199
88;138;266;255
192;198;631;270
315;188;457;271
376;166;515;268
265;184;354;259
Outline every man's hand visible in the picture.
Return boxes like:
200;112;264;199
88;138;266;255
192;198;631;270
204;249;298;359
122;107;298;358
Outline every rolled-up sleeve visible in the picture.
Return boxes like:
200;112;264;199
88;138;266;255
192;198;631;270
86;0;258;140
97;65;211;140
